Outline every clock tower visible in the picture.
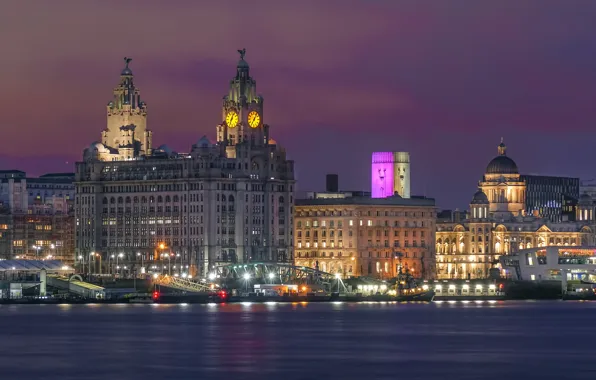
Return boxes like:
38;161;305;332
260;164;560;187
217;49;269;157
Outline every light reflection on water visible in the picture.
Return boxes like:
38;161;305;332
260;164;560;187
0;301;594;379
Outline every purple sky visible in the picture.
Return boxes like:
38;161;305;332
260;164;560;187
1;1;596;209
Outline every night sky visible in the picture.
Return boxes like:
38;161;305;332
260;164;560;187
1;1;596;209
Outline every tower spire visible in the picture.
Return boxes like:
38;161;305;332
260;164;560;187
121;57;133;76
498;138;507;156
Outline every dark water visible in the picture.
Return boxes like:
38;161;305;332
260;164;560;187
0;301;594;380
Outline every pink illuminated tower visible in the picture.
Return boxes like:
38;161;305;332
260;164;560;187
371;152;410;198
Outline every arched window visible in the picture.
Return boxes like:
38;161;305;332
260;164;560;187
279;196;284;204
173;195;178;202
141;196;147;203
228;195;235;202
125;196;131;203
110;197;115;204
103;197;108;204
157;196;163;203
222;195;226;202
117;197;123;203
149;196;155;203
133;196;139;203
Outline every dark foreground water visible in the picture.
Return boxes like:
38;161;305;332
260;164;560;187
0;301;594;380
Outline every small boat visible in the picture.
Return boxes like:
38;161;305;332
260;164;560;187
395;268;434;302
396;289;435;302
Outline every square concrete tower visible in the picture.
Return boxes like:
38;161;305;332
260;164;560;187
371;152;410;198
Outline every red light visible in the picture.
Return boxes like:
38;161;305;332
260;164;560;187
499;284;504;289
152;291;160;300
219;290;227;299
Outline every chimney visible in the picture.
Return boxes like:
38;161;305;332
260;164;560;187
326;174;339;192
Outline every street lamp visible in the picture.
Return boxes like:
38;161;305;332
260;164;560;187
137;252;144;275
268;272;275;283
117;253;123;277
32;245;41;260
78;255;83;274
89;252;95;274
158;243;166;275
243;272;251;292
208;272;216;281
335;273;341;293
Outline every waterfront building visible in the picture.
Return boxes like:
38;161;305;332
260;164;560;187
436;140;595;280
0;171;75;263
294;175;436;279
371;152;410;199
521;174;579;222
500;246;596;283
580;179;596;201
75;51;295;277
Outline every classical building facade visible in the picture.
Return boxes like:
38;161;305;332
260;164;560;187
436;140;595;279
75;51;295;277
0;171;75;263
294;186;436;279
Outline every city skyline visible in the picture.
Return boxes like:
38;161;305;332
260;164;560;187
2;1;596;209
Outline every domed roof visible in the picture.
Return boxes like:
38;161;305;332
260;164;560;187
237;59;249;69
89;142;107;152
196;135;211;148
486;155;518;174
471;189;489;204
485;138;518;174
156;144;172;154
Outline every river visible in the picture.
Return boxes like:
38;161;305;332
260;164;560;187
0;301;593;380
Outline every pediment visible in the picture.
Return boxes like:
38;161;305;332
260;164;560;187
536;225;552;233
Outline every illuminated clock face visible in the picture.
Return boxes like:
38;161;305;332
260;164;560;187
225;111;239;128
248;111;260;129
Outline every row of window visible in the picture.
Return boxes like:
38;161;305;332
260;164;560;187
297;210;431;217
297;219;427;228
296;240;426;249
91;182;293;194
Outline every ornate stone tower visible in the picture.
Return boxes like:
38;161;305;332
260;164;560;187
216;49;268;158
470;189;489;221
103;57;152;157
479;139;526;218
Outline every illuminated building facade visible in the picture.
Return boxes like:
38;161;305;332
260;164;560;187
500;246;596;282
0;171;75;263
436;140;595;280
75;51;295;277
294;182;436;279
522;175;579;222
371;152;410;199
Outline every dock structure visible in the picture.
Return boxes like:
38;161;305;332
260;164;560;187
47;274;106;299
0;260;73;299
